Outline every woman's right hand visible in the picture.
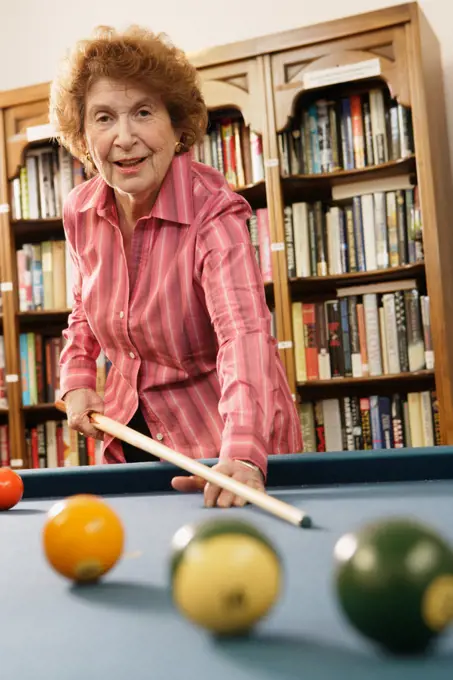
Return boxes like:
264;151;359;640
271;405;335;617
64;388;104;440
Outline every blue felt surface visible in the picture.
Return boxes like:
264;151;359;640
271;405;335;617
1;480;453;679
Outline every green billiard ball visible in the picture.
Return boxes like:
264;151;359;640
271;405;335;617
170;518;282;635
334;518;453;654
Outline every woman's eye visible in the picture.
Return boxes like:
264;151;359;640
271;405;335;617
96;114;110;124
137;109;151;118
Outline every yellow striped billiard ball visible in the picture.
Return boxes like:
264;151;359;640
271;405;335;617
43;495;125;583
170;518;282;635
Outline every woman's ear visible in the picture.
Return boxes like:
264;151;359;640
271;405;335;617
174;131;188;154
80;145;96;177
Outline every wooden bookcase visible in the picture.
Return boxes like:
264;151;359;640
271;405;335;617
0;2;451;467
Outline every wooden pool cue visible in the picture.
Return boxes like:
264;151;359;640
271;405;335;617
54;400;312;528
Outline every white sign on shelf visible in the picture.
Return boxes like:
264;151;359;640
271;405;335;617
264;158;279;168
302;58;381;90
5;374;19;383
26;123;57;142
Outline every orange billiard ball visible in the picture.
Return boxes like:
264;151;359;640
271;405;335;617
0;468;24;510
42;494;125;583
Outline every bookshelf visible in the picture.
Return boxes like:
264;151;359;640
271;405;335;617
0;2;451;467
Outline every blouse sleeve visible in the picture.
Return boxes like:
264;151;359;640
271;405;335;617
196;195;279;477
59;204;101;398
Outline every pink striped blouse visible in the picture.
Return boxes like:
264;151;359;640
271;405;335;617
60;152;302;475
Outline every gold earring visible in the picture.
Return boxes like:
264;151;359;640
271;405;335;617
85;152;93;164
175;141;183;154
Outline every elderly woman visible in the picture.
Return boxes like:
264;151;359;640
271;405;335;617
49;25;302;508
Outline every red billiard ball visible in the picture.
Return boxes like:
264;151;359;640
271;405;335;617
0;468;24;510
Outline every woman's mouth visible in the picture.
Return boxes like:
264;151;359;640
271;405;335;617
113;157;148;173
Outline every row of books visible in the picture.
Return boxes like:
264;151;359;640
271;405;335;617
20;335;120;408
20;333;63;406
278;89;414;176
247;208;273;283
297;390;439;452
23;421;98;469
15;335;111;409
17;239;74;312
292;283;432;383
191;119;265;190
284;187;423;279
11;146;84;221
0;420;99;469
0;387;440;469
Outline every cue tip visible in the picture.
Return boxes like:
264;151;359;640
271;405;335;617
299;514;313;529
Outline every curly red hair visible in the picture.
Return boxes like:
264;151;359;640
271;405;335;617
49;25;208;171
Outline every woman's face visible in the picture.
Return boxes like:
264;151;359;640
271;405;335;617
84;78;179;201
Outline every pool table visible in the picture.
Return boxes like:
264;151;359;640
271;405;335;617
2;447;453;679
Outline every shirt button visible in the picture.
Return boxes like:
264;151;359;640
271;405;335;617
129;351;135;359
156;433;164;441
119;311;124;319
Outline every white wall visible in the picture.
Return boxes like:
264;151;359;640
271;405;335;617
1;0;453;157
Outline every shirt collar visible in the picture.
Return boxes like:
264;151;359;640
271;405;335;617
77;152;194;226
151;152;194;225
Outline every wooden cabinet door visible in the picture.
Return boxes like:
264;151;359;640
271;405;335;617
270;26;410;132
198;59;266;135
4;100;52;179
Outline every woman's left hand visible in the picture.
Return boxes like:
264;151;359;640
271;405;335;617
171;459;265;508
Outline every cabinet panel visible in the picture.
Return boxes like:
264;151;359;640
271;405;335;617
271;26;410;132
198;59;266;134
4;100;50;179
